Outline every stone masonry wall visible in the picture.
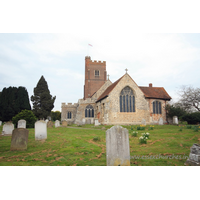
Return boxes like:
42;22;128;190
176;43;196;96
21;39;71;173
74;98;96;125
91;80;112;101
148;99;168;124
61;103;78;124
96;74;150;125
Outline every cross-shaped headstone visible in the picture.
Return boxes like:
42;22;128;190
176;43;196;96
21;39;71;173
125;68;128;73
107;74;110;80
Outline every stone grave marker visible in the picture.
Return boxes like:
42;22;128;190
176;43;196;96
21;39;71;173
18;119;26;128
45;119;49;123
82;118;85;125
47;121;54;128
10;128;29;151
158;117;163;125
35;120;47;140
141;119;146;126
106;125;130;166
62;120;68;127
173;116;178;125
55;120;60;128
95;119;101;126
0;121;2;126
2;122;14;136
185;143;200;166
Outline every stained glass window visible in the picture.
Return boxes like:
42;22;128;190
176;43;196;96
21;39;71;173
119;86;135;112
85;105;94;118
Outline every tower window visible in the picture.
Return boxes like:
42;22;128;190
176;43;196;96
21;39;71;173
95;70;100;77
67;112;72;119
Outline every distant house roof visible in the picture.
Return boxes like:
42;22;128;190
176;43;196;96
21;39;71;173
96;74;171;103
139;86;171;100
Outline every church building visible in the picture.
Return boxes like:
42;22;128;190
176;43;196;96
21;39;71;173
61;56;171;125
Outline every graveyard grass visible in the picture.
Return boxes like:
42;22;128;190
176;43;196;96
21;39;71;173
0;124;198;166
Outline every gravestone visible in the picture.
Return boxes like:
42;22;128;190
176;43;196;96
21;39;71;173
185;144;200;166
47;121;54;128
158;117;163;125
2;122;14;136
18;119;26;128
0;121;2;126
45;119;49;123
55;120;60;128
35;120;47;140
82;119;85;125
62;120;68;127
10;128;29;151
95;119;101;126
173;116;178;125
141;119;146;126
106;125;130;166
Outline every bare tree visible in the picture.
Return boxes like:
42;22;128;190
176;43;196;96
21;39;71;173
178;85;200;112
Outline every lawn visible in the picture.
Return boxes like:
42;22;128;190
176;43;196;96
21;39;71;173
0;124;199;166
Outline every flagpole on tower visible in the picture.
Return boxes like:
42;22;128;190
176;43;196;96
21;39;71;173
88;44;93;56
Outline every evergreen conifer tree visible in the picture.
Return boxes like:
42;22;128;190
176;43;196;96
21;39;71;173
0;86;31;121
31;76;56;119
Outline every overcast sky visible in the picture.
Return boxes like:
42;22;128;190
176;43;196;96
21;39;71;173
1;1;200;112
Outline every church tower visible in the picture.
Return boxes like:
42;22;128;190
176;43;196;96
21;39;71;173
84;56;107;99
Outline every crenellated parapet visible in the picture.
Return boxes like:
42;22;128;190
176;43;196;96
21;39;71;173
62;102;78;108
78;98;96;104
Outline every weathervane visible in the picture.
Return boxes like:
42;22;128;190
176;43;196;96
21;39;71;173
125;68;128;74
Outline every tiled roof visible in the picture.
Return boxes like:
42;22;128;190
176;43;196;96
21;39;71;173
96;74;171;102
139;86;171;100
96;75;124;102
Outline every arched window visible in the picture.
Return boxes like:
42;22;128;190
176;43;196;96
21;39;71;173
120;86;135;112
85;105;94;118
67;112;72;119
153;101;162;114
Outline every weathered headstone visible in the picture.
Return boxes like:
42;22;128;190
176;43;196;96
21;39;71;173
47;121;54;128
55;120;60;128
141;118;146;126
2;122;14;136
35;120;47;140
82;119;85;125
106;125;130;166
17;119;26;128
185;144;200;166
0;121;2;126
62;120;68;127
173;116;178;125
158;117;163;125
95;119;101;126
10;128;29;151
45;119;49;123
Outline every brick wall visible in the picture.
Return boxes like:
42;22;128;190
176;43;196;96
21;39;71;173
84;56;107;99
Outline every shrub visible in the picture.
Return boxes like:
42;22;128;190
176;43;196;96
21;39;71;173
193;126;200;132
148;125;154;130
93;137;100;141
186;125;192;129
139;136;148;144
142;132;150;139
139;132;150;144
182;112;200;124
137;125;146;130
131;131;138;137
12;110;37;128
